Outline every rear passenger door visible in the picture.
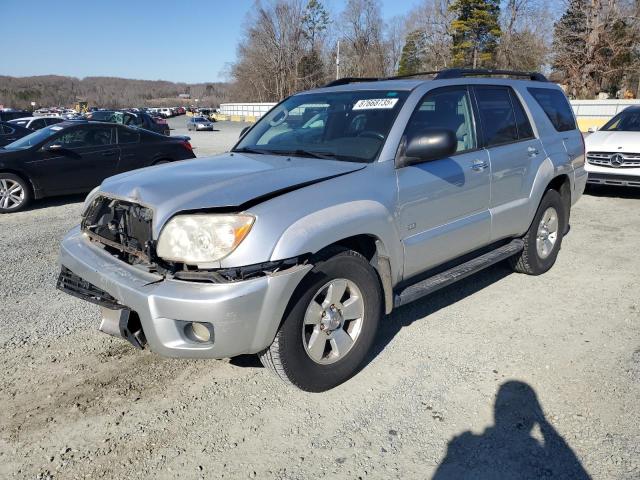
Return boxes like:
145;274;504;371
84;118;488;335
472;85;545;241
396;85;492;279
115;127;149;173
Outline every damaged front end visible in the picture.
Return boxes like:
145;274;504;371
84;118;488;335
79;195;309;284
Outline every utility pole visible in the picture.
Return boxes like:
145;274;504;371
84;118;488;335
336;40;340;80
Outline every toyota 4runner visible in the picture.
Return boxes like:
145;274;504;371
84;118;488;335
58;69;587;392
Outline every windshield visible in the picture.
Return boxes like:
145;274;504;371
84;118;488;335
601;109;640;132
234;90;409;163
194;117;207;122
3;125;64;150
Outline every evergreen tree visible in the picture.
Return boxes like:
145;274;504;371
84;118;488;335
397;30;425;76
302;0;330;47
449;0;501;68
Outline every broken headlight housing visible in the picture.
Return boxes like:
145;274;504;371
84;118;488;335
156;214;254;265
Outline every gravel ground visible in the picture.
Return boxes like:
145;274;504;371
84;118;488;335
0;120;639;479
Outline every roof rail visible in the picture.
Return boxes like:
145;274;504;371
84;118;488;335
434;69;548;82
386;71;441;80
322;69;547;88
323;77;384;87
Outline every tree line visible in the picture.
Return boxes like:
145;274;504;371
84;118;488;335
0;75;230;110
229;0;640;101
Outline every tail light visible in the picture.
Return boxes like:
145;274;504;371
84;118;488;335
180;141;193;152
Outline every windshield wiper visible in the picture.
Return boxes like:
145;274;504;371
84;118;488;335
273;149;338;160
233;147;267;155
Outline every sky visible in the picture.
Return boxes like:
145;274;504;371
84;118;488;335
0;0;417;84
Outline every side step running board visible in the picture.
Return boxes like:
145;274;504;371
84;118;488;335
394;239;524;308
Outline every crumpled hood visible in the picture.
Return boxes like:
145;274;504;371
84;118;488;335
99;152;365;230
585;130;640;152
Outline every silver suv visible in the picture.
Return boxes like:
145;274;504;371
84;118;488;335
58;69;587;392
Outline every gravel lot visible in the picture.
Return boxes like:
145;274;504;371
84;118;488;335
0;118;639;479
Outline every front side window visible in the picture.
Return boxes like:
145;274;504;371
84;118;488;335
31;119;47;130
601;108;640;132
47;127;113;148
234;90;409;163
403;86;477;154
475;86;519;147
528;87;576;132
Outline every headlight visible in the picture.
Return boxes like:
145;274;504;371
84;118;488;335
82;186;101;213
156;214;254;265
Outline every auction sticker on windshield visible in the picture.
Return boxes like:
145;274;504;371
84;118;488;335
353;98;399;110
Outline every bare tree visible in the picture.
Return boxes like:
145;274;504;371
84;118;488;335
338;0;387;77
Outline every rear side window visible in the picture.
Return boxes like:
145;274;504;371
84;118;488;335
527;88;576;132
510;91;534;139
474;86;518;147
118;128;140;144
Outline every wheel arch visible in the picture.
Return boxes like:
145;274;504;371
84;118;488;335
0;169;37;198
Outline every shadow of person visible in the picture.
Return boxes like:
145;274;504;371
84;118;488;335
432;381;591;479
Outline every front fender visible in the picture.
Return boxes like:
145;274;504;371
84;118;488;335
270;200;404;283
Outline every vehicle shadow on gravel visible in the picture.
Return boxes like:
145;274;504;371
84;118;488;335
432;380;591;479
368;262;513;365
584;184;640;199
23;193;86;211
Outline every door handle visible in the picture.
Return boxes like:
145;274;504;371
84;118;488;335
101;150;116;157
471;159;489;171
527;146;539;157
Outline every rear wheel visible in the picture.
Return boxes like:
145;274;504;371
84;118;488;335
259;248;382;392
510;189;566;275
0;174;31;213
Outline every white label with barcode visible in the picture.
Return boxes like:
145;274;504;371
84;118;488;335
353;98;399;110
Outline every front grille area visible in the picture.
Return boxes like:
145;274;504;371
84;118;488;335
57;266;121;309
586;151;640;168
82;195;155;265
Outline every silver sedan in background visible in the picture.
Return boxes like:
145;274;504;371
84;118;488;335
186;116;215;131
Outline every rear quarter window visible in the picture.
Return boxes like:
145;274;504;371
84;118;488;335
528;88;576;132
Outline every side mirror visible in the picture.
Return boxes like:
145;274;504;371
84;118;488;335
239;126;250;138
587;126;598;133
397;128;457;168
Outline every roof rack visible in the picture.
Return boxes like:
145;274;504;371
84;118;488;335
434;69;548;82
322;68;547;88
323;77;384;87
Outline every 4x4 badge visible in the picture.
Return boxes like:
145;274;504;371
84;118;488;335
610;154;624;167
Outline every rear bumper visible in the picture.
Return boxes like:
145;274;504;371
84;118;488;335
58;226;312;358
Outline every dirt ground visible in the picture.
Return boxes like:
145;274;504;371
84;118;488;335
0;121;639;479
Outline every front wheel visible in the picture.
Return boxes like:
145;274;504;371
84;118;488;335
259;248;382;392
0;174;31;213
510;189;566;275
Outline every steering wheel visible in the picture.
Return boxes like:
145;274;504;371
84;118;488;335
357;130;384;141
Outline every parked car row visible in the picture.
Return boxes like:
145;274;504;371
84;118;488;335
0;120;195;212
86;110;170;136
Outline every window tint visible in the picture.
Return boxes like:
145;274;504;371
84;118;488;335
528;88;576;132
49;127;113;148
118;128;140;144
46;118;63;126
31;119;46;130
475;87;518;146
404;87;477;153
601;108;640;132
510;91;534;139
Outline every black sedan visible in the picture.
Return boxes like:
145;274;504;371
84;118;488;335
0;121;33;147
87;110;170;136
0;121;195;213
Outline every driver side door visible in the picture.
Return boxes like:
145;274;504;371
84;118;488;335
396;85;492;279
30;126;119;195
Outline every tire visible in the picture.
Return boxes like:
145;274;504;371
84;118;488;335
510;188;566;275
259;248;382;392
0;173;32;213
